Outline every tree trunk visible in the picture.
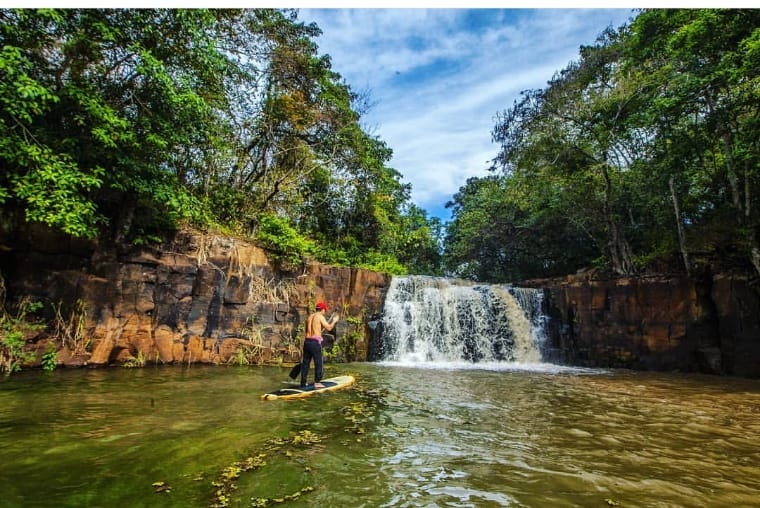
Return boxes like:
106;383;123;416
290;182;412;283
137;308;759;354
747;158;760;280
113;196;136;245
602;163;633;275
751;245;760;280
669;175;691;275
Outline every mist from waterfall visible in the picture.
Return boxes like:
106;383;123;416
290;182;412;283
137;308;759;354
377;276;553;370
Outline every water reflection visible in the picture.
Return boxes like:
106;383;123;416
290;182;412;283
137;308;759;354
0;364;759;507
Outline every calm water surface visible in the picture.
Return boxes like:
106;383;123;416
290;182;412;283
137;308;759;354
1;363;759;507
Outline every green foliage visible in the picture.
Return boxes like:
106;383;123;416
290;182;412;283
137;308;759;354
394;204;444;275
9;7;758;281
123;350;146;368
254;213;315;265
0;297;44;375
310;243;352;267
41;342;57;372
335;310;365;362
0;8;441;274
356;251;407;276
0;8;231;241
0;39;105;237
10;153;105;238
0;44;58;123
463;8;760;281
231;347;248;367
0;329;29;374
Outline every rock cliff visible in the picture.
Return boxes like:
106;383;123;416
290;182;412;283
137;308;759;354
532;272;760;377
0;225;390;368
2;225;758;378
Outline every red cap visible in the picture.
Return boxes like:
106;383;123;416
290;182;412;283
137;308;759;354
315;302;328;311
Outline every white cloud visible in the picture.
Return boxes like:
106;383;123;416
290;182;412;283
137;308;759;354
299;8;636;220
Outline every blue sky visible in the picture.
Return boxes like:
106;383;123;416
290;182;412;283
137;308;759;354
297;8;637;222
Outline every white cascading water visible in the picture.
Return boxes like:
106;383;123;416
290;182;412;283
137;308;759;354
378;276;549;368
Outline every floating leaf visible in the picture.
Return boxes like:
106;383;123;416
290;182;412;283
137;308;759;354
151;481;171;493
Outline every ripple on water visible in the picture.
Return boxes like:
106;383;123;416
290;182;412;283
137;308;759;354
426;485;515;506
3;364;760;507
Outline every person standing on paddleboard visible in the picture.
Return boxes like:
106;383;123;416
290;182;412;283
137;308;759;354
301;301;339;388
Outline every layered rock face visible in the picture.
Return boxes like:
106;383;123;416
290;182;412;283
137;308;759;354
536;273;760;377
1;226;389;368
2;225;758;377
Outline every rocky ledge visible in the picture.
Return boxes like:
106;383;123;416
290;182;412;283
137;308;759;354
1;225;389;368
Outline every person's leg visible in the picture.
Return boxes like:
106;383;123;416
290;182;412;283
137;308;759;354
300;343;313;388
314;344;324;385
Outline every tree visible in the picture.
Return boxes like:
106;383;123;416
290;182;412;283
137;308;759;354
443;174;596;282
0;8;443;275
0;9;240;241
490;25;646;276
624;9;760;276
461;9;760;280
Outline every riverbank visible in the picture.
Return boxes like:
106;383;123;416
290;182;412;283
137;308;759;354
1;224;758;378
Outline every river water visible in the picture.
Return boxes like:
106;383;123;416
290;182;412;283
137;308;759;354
2;276;759;507
1;363;759;508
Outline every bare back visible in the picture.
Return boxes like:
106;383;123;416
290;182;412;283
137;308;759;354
306;311;331;338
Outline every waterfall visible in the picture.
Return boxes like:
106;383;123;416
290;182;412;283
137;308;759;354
376;276;549;367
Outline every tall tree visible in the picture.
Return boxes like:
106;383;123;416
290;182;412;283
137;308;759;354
0;9;240;241
466;9;760;280
0;8;442;275
624;9;760;276
491;26;644;276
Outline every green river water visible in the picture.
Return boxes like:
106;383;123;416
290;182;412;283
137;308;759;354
1;362;759;507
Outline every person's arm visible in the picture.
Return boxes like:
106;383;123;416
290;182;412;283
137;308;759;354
320;312;339;331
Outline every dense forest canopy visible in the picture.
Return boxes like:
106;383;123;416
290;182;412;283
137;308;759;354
0;8;442;275
2;9;758;283
444;8;760;282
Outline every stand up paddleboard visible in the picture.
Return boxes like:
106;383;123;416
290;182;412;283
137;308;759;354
261;375;355;401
